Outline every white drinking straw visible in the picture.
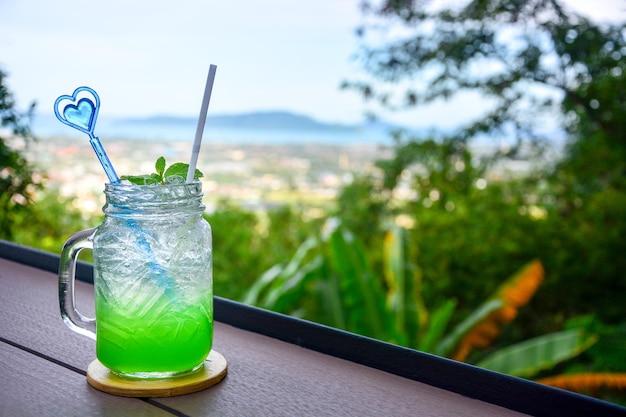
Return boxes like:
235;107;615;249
186;65;218;183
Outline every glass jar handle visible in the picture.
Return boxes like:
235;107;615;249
58;228;97;340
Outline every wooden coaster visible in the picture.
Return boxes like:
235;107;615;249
86;350;227;397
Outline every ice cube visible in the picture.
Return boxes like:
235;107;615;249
165;175;185;184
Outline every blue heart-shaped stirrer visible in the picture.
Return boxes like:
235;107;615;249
54;87;120;183
55;87;178;296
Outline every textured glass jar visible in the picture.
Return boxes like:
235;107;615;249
59;181;213;379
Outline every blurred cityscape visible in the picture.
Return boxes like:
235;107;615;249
26;135;390;217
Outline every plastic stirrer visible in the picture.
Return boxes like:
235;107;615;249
54;87;120;184
186;65;218;183
54;87;178;299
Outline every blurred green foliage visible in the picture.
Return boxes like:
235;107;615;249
335;135;626;340
0;69;42;239
205;201;319;300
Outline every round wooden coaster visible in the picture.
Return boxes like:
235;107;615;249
86;350;227;397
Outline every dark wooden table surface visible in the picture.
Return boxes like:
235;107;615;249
1;242;624;417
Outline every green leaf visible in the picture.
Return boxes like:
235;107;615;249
383;225;427;346
164;162;203;180
122;158;204;184
327;226;389;339
243;237;319;310
155;156;166;178
419;299;457;353
163;162;189;179
242;264;284;305
476;329;598;378
317;270;347;330
435;299;504;357
121;173;162;185
268;256;324;312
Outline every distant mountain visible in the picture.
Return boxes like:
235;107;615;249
117;111;392;132
31;110;412;145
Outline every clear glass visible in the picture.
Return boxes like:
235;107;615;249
59;181;213;379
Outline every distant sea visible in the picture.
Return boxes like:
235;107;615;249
32;112;402;146
32;111;567;151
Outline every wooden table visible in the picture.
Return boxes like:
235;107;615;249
1;241;624;417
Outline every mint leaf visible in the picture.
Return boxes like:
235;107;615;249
164;162;204;180
145;173;163;184
155;156;166;179
121;175;146;185
164;162;189;179
122;157;204;184
122;173;162;185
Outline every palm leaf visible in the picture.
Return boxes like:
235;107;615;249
495;259;544;312
537;373;626;394
448;260;544;361
316;274;347;330
242;263;284;305
418;299;457;353
326;226;389;339
266;255;324;312
435;299;504;358
477;329;598;378
242;236;318;308
383;225;428;346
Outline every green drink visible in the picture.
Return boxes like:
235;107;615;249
96;294;213;376
91;181;213;378
60;180;214;379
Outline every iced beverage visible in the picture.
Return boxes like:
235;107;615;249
60;181;213;379
95;296;212;376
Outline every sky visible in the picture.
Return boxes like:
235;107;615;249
1;0;625;130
